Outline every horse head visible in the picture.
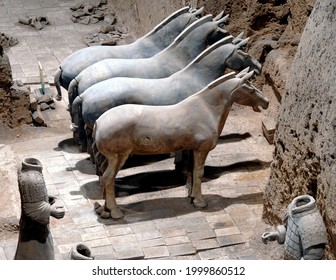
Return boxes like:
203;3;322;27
206;12;230;45
225;38;262;75
230;70;269;112
188;6;205;21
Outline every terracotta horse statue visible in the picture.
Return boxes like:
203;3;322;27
67;13;230;108
92;70;269;219
72;35;261;154
53;6;204;101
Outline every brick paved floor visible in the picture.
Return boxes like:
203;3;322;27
0;0;277;260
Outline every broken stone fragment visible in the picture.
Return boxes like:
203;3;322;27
19;15;49;30
101;38;119;46
79;16;90;25
71;16;78;23
70;3;84;11
89;16;99;24
39;103;50;111
83;4;93;15
37;95;53;104
93;12;105;20
91;0;103;8
0;33;18;48
49;102;56;110
115;25;128;34
262;116;276;144
72;10;87;18
18;16;32;25
103;14;116;25
29;94;37;111
99;24;115;34
32;110;45;125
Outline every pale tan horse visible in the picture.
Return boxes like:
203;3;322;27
93;70;269;219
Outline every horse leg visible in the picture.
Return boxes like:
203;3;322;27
189;150;208;208
185;150;194;195
78;118;87;152
85;125;94;162
103;153;129;219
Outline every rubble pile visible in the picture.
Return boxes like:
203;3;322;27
70;0;110;25
71;0;129;46
18;16;50;30
0;48;31;128
0;33;18;48
83;24;129;46
29;89;56;126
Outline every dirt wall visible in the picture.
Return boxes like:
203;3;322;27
262;0;336;259
0;48;31;128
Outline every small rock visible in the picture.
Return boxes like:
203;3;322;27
99;25;115;34
89;16;99;24
32;110;45;124
101;38;119;46
37;95;53;104
104;14;116;25
79;16;90;25
30;94;37;111
83;4;93;15
115;25;128;34
91;0;103;8
71;16;78;23
93;12;105;20
70;3;84;11
49;102;56;110
39;103;50;111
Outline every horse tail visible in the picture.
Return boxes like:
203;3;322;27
68;78;79;108
92;136;105;176
54;67;62;101
71;95;82;131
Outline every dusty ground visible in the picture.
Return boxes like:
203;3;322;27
0;102;284;260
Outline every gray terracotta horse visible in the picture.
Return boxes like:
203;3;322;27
53;6;204;101
67;13;231;108
92;70;269;219
71;36;261;153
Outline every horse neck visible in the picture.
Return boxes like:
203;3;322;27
166;23;214;61
182;44;235;84
141;14;192;49
194;80;238;135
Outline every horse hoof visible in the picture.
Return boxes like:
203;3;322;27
79;144;87;153
100;211;110;219
192;198;207;208
55;94;62;102
94;202;104;214
110;207;123;219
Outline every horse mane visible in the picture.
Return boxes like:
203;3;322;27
143;6;191;37
184;35;234;67
172;15;212;44
207;72;236;89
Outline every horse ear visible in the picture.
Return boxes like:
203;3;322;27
217;27;229;36
241;70;255;82
215;14;229;25
193;6;204;16
237;49;248;57
213;11;224;21
236;67;250;78
208;72;236;89
232;32;244;44
236;37;249;48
